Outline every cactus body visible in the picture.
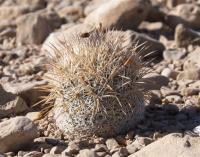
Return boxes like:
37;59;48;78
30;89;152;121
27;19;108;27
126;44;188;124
45;29;148;138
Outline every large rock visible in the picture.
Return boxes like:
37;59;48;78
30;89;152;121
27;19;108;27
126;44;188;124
175;24;200;47
0;85;28;118
16;10;62;45
129;133;200;157
2;80;48;107
84;0;151;30
0;116;38;153
126;30;165;57
166;4;200;29
16;12;51;45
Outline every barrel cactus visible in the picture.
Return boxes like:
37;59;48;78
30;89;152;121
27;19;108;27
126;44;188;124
42;29;149;138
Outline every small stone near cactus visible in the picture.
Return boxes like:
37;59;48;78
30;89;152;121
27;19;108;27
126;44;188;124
42;28;150;138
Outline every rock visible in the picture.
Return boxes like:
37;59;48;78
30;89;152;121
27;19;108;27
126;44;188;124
0;85;16;107
193;125;200;135
128;133;200;157
0;5;31;21
112;147;129;157
0;96;28;118
2;80;48;107
146;4;165;22
126;143;139;154
165;95;183;103
16;12;52;45
136;137;154;146
42;154;61;157
125;30;165;57
0;27;16;39
0;85;28;118
26;112;41;121
23;151;43;157
94;144;108;152
166;4;200;29
77;149;98;157
177;69;200;80
126;138;145;154
0;20;15;32
96;151;107;157
163;49;186;61
149;90;162;105
106;138;120;150
139;21;164;31
62;142;80;155
181;88;200;96
84;0;151;30
142;73;169;90
0;116;38;153
175;24;200;47
161;68;178;79
183;47;200;71
50;146;66;154
42;10;63;31
166;0;186;9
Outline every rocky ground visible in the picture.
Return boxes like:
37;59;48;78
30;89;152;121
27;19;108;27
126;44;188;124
0;0;200;157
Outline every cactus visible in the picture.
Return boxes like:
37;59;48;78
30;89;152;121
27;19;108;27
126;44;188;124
42;29;150;138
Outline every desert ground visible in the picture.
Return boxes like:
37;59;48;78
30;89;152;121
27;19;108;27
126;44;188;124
0;0;200;157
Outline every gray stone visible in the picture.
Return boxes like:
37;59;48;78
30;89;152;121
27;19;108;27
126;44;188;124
161;68;178;79
184;47;200;71
175;24;200;47
112;147;129;157
0;85;28;118
76;149;98;157
106;138;119;150
142;73;169;90
2;80;48;107
129;133;200;157
62;142;80;155
16;12;51;45
84;0;151;30
177;69;200;80
50;146;66;154
23;151;43;157
166;4;200;29
0;96;28;118
94;144;108;152
163;49;186;61
42;154;61;157
166;0;186;9
0;116;38;153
